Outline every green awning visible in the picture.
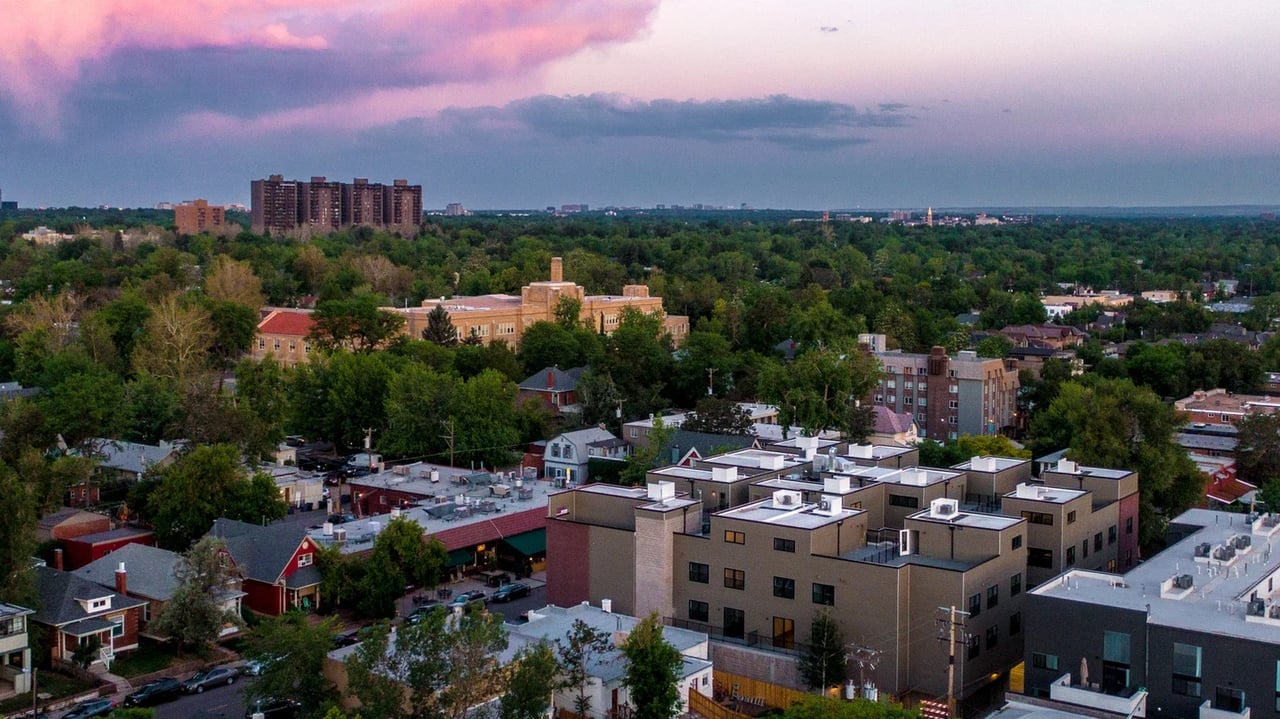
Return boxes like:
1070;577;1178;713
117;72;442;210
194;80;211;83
447;549;475;567
502;529;546;557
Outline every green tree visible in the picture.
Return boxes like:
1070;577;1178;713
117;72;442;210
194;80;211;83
798;610;846;692
141;444;288;549
0;466;37;605
556;618;613;718
501;641;558;719
554;296;584;329
517;322;583;376
371;516;447;591
1235;413;1280;488
246;613;341;716
680;397;754;436
150;537;241;654
122;373;184;444
975;335;1013;359
381;364;457;459
422;304;459;346
309;294;405;353
346;621;411;719
451;369;521;469
578;370;622;430
620;613;683;719
781;695;918;719
620;416;674;486
356;549;405;619
1030;378;1201;545
233;356;290;449
954;434;1031;460
758;342;880;438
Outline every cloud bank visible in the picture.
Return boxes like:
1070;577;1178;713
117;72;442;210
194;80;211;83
0;0;659;131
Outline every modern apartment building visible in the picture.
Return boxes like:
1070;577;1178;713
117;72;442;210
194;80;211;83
389;257;688;349
173;199;226;234
250;175;422;234
1022;508;1280;719
866;340;1020;441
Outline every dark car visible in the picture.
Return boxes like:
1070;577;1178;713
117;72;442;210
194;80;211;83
182;666;239;693
62;698;115;719
449;589;486;607
332;631;362;649
124;677;183;707
490;582;531;603
327;513;357;525
245;698;301;719
405;604;444;624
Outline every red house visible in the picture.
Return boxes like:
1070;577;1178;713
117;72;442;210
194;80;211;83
516;366;585;416
62;527;155;570
33;565;146;669
209;519;321;616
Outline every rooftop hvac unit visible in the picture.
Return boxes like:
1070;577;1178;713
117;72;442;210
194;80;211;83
1271;605;1280;619
818;499;832;512
1249;599;1266;616
930;498;959;519
393;465;410;476
1213;546;1236;561
778;493;795;506
1174;574;1194;590
333;527;347;543
1233;535;1252;549
1194;542;1212;558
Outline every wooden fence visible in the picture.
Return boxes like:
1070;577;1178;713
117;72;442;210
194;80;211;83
689;688;753;719
713;670;809;710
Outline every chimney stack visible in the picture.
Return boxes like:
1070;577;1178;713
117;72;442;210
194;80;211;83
547;370;555;389
550;257;563;283
54;548;64;571
115;562;127;595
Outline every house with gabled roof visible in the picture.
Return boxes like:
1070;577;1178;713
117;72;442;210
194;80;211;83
209;518;321;615
84;438;180;483
544;427;626;485
252;308;315;367
32;564;146;670
516;366;586;416
75;543;244;638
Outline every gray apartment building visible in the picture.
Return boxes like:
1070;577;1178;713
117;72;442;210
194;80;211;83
1022;508;1280;719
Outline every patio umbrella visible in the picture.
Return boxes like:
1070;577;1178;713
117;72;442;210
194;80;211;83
1080;657;1090;687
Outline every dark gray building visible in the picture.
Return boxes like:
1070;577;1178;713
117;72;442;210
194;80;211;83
1023;508;1280;719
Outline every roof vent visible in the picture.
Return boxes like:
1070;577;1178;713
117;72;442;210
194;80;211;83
930;498;959;519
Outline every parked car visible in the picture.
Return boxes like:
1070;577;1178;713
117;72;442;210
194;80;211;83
484;572;512;588
244;654;286;676
449;590;486;607
284;435;307;447
490;582;531;603
124;677;183;707
182;666;239;693
327;513;357;525
245;698;301;719
62;699;115;719
332;631;362;649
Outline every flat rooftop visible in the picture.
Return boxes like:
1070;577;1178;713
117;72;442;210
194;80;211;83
1032;508;1280;642
697;449;809;473
718;495;858;530
649;466;714;481
954;456;1031;473
1004;484;1088;505
909;507;1023;531
842;444;916;461
1043;463;1133;480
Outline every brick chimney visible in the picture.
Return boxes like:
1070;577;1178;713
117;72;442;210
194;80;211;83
550;257;563;283
54;548;64;570
115;562;127;596
546;370;555;389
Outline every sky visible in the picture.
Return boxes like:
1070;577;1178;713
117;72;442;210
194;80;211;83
2;0;1278;210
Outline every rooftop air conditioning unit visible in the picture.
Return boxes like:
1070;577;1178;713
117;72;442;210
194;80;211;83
1174;574;1194;590
930;498;959;519
1194;542;1212;558
1213;546;1236;561
1249;599;1266;616
819;499;833;512
1234;535;1252;549
333;527;347;543
1270;605;1280;619
779;494;795;506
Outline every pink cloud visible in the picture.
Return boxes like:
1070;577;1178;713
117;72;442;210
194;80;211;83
0;0;658;132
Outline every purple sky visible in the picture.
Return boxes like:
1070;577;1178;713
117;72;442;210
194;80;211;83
2;0;1278;209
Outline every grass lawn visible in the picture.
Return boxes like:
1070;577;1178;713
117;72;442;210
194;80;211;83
0;672;96;714
109;643;184;678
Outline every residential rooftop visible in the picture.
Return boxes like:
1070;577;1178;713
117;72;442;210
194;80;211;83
696;448;810;474
954;455;1032;473
716;491;856;530
1031;508;1280;643
1004;483;1088;505
843;443;917;462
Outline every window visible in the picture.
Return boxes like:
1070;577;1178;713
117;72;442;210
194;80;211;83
1021;511;1053;526
1109;525;1118;545
948;416;958;424
812;583;835;606
773;577;795;599
985;625;999;649
889;494;919;509
273;339;281;351
724;608;745;639
967;634;980;659
89;598;110;612
689;562;709;583
297;553;313;567
143;603;151;622
1172;643;1202;697
303;343;311;354
1066;510;1077;524
257;339;266;350
1095;533;1104;552
111;617;124;638
563;445;573;459
1011;572;1022;596
1012;534;1023;550
987;585;999;609
629;427;638;438
887;380;896;390
773;537;795;553
497;322;515;335
1126;516;1134;535
1032;653;1059;671
918;413;927;423
1216;688;1246;713
948;400;959;409
919;398;927;407
1066;546;1076;566
968;593;982;617
1082;539;1089;559
1028;548;1054;568
288;340;296;352
688;600;709;622
1274;660;1280;711
905;381;914;390
1010;612;1022;636
949;384;959;394
724;568;745;590
904;397;913;406
550;444;561;458
874;395;884;404
724;530;745;545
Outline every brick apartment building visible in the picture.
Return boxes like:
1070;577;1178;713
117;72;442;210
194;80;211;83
866;339;1020;441
389;257;688;349
1174;388;1280;427
251;175;422;235
173;199;226;234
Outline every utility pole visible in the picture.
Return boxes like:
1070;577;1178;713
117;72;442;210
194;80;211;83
441;420;455;467
937;605;970;719
846;641;881;698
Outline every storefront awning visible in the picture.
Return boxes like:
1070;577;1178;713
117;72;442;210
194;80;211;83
502;528;546;557
446;549;475;567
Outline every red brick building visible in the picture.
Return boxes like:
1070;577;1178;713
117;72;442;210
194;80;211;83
62;527;155;570
33;565;146;668
174;199;226;235
210;519;321;616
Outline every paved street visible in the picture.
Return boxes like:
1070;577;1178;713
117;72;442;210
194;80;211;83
153;680;248;719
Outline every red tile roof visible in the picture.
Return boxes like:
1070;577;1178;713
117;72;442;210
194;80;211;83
258;310;314;337
429;507;546;551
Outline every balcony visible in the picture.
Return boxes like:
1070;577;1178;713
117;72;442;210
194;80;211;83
1048;673;1147;718
1200;700;1249;719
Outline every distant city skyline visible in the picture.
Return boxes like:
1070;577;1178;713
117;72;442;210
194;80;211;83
2;1;1278;209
